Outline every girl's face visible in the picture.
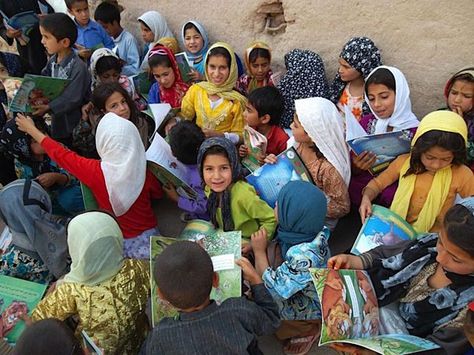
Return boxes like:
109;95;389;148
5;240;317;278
104;91;130;120
98;68;120;84
448;79;474;114
151;64;175;89
338;58;361;82
436;229;474;275
140;22;154;43
367;83;396;119
420;145;454;173
290;114;312;144
250;56;270;81
184;27;204;54
207;55;230;86
202;153;232;193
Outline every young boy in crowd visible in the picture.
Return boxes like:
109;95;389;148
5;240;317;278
141;241;280;354
38;13;91;147
239;86;289;161
94;1;140;76
65;0;114;61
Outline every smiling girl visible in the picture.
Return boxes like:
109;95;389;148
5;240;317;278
181;20;209;81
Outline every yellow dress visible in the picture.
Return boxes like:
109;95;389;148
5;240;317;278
181;84;245;137
32;259;150;354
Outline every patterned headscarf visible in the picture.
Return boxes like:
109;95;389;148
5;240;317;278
329;37;382;106
243;41;273;93
89;48;119;90
277;49;329;128
0;52;24;77
180;20;209;76
197;137;241;231
148;44;190;108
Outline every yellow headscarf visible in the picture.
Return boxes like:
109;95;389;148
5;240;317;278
197;42;246;106
390;110;468;232
63;212;124;286
244;41;272;93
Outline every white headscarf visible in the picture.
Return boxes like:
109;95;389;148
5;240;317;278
63;212;124;286
365;66;419;134
295;97;351;187
89;48;119;90
96;113;146;216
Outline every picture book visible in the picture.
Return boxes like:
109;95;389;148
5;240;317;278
246;147;313;208
310;268;440;355
146;132;198;201
0;226;12;254
130;71;153;98
175;52;192;82
241;125;268;173
149;223;241;326
0;275;47;344
80;183;98;211
350;205;418;256
0;10;39;36
347;130;412;175
142;103;179;138
6;74;70;113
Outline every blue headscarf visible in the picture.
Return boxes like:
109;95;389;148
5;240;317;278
181;20;209;77
276;181;327;256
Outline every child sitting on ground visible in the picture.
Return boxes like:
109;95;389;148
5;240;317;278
252;181;330;355
141;240;280;354
239;86;289;164
180;20;209;81
164;121;209;221
32;211;150;354
197;137;276;251
360;110;474;233
94;1;140;76
37;13;91;148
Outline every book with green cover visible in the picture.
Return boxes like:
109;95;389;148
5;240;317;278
175;52;192;82
0;275;47;344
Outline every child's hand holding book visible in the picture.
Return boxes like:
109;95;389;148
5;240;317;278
327;254;363;270
235;257;262;286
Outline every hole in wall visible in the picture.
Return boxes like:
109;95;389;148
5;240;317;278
257;1;287;35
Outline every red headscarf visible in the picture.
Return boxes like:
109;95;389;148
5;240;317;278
148;44;189;108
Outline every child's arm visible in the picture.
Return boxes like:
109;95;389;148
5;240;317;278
228;101;245;139
36;172;68;188
321;164;350;219
180;85;197;120
120;35;141;76
239;184;277;238
250;228;269;276
98;24;114;49
31;284;77;322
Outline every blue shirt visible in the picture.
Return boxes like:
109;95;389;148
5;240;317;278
75;18;114;50
114;30;140;76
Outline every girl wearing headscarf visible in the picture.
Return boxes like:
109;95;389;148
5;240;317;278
31;211;150;354
147;44;190;107
277;49;329;128
349;66;420;207
16;112;163;259
360;111;474;233
251;181;330;354
197;137;276;248
329;37;382;121
0;179;70;283
237;41;276;96
138;10;178;70
181;42;246;143
181;20;209;80
290;97;350;230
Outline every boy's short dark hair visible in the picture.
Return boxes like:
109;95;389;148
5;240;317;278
154;241;214;309
248;86;284;126
40;13;77;47
65;0;88;10
13;318;82;355
168;121;205;165
94;1;121;24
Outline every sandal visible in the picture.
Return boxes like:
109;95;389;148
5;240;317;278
283;333;318;355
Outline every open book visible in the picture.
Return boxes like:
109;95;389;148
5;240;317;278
130;71;153;99
0;10;39;44
175;52;192;82
149;220;242;326
310;268;440;355
246;147;313;208
4;74;70;113
0;275;47;344
146;132;198;201
241;125;268;172
350;205;418;256
141;103;179;139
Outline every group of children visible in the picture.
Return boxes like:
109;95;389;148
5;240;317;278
0;0;473;354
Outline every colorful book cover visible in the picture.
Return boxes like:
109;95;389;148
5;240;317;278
0;275;47;344
149;224;241;327
8;74;70;113
350;205;418;255
245;147;313;208
347;130;411;175
0;10;39;35
175;52;192;82
241;126;267;173
80;183;98;211
131;71;153;98
310;268;440;355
